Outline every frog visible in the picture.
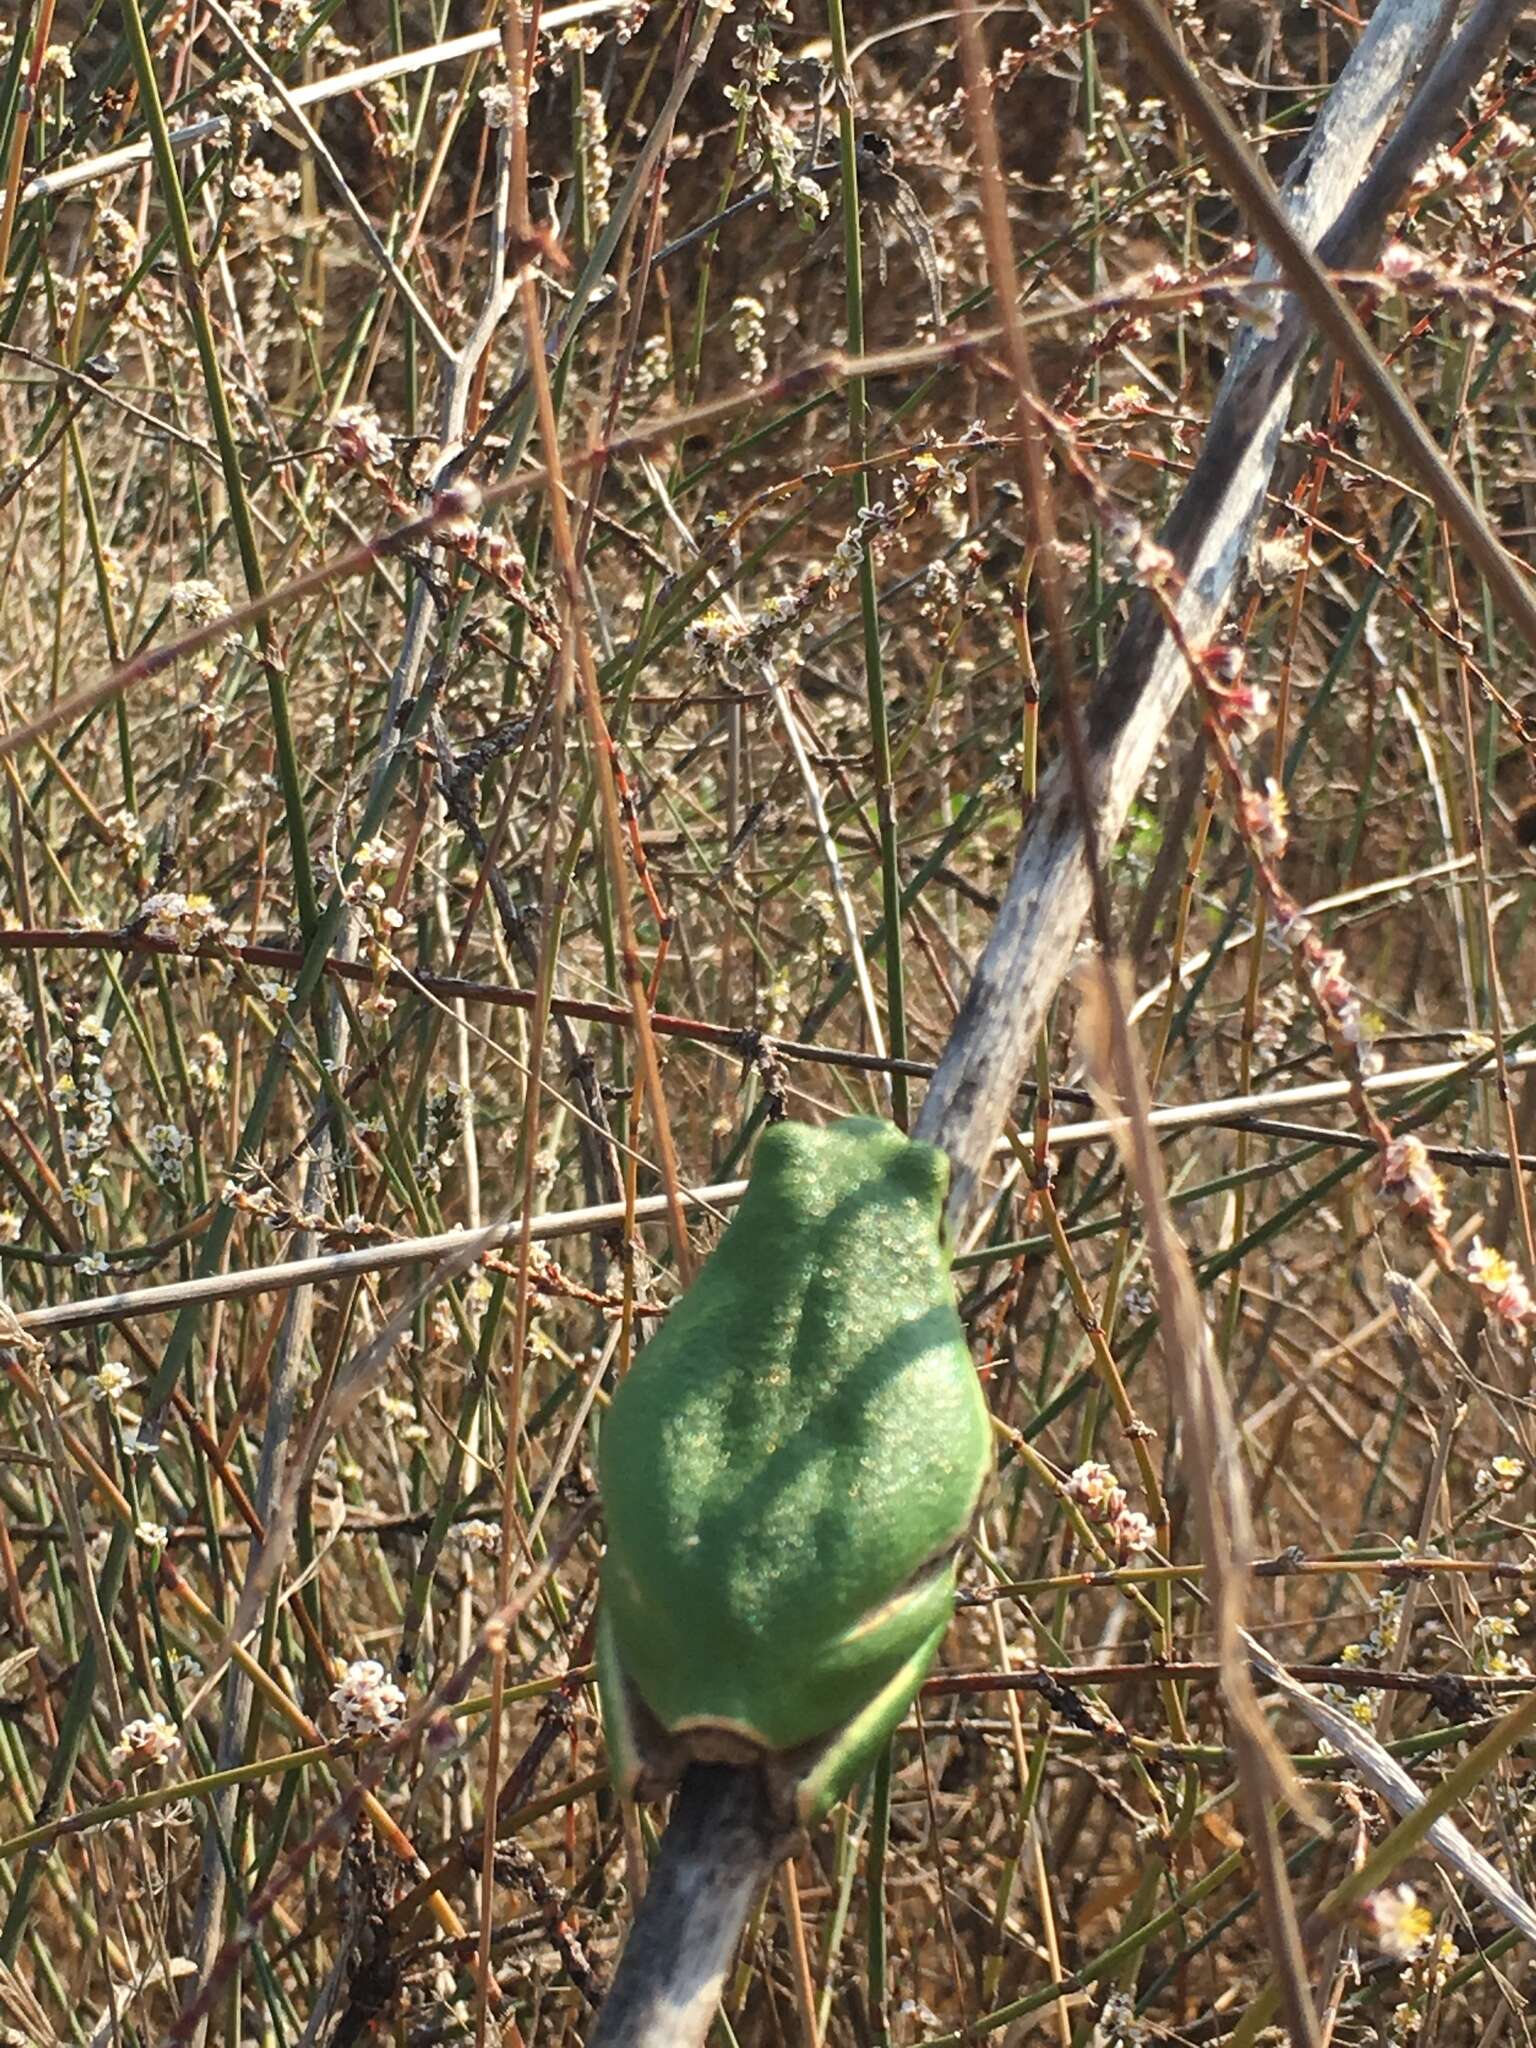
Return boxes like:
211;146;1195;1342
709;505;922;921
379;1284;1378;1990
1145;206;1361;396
596;1115;993;1828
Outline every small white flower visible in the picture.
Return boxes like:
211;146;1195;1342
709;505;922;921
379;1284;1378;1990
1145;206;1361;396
147;1122;193;1186
1065;1461;1125;1520
330;1658;406;1738
91;1360;133;1407
1380;241;1427;283
168;579;226;626
1110;1507;1154;1560
1361;1882;1433;1960
111;1712;178;1773
331;406;393;469
479;80;516;129
1091;1989;1148;2048
1476;1453;1525;1493
141;891;228;947
730;294;769;384
190;1031;227;1092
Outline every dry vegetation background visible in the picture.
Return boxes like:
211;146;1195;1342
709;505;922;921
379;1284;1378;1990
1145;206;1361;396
3;0;1536;2043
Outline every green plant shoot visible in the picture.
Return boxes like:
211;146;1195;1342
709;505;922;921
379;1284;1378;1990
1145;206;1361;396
597;1116;992;1826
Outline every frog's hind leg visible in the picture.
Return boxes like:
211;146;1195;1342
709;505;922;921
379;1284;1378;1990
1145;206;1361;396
597;1602;695;1806
785;1611;949;1829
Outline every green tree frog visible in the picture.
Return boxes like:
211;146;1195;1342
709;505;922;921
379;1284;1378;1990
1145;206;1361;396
597;1116;992;1826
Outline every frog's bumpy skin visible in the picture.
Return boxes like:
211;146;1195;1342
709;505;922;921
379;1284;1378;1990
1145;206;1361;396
598;1117;992;1815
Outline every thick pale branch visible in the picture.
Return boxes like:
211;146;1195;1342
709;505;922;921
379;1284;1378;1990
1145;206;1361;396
914;0;1508;1227
587;1768;793;2048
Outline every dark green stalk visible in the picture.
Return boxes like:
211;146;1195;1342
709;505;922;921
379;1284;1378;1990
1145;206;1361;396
824;0;907;1125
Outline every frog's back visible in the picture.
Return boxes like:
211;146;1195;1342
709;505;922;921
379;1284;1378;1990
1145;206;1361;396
600;1117;991;1755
